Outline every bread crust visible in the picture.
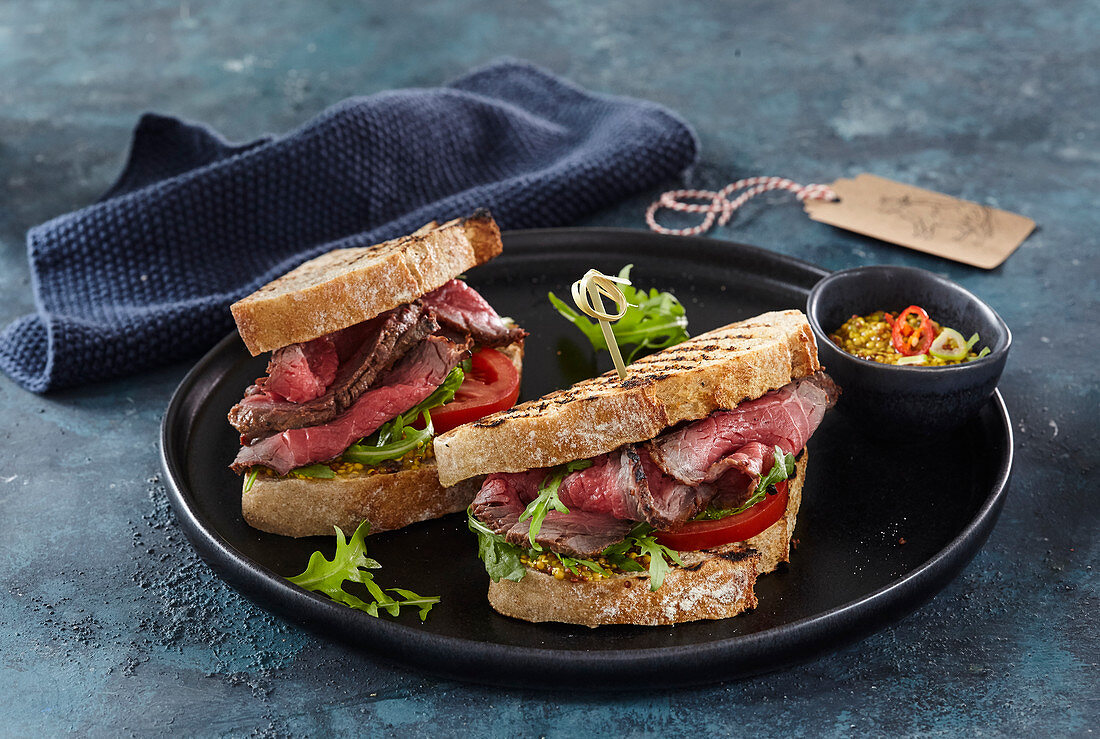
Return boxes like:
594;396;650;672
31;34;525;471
231;211;503;355
435;310;819;486
242;463;484;537
485;453;806;627
241;339;524;537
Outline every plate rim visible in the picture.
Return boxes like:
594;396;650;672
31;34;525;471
160;227;1013;688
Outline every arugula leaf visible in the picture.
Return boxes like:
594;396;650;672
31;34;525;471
343;415;434;466
558;554;610;577
693;446;796;521
632;529;684;591
243;462;333;490
341;366;465;467
518;459;594;549
548;291;605;348
601;537;647;573
548;264;689;364
467;510;527;582
287;520;439;621
389;588;440;622
377;366;464;445
290;463;336;480
601;522;683;591
759;446;796;489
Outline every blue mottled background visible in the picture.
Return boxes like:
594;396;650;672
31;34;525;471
1;1;1097;735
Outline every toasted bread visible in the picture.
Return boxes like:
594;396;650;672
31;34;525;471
231;210;503;355
243;463;484;537
435;310;819;487
241;341;523;537
486;452;806;627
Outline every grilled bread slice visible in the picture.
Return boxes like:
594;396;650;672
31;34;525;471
434;310;819;487
486;452;806;627
231;210;502;355
242;464;486;538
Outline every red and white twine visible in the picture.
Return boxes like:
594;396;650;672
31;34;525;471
645;176;838;236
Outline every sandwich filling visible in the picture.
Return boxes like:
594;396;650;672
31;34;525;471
468;372;837;585
229;279;525;477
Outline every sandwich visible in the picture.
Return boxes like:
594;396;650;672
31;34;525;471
227;210;526;537
434;310;836;627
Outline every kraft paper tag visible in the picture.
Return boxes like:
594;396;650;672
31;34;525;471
803;173;1035;269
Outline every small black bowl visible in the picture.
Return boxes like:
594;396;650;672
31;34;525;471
806;265;1011;435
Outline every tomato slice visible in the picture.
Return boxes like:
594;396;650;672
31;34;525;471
654;481;789;551
431;348;520;434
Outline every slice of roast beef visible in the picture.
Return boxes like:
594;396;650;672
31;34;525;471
506;510;634;559
230;395;330;443
250;318;380;405
634;451;714;529
231;335;468;475
557;448;646;522
421;279;527;348
230;281;519;439
228;304;438;440
645;372;838;487
264;334;339;403
471;470;545;536
331;304;439;409
549;445;714;532
469;444;725;553
471;467;634;557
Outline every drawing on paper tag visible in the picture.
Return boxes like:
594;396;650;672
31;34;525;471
803;174;1035;269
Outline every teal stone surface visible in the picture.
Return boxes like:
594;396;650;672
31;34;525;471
1;0;1096;735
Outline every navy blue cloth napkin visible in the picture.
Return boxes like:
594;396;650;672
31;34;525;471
0;60;697;393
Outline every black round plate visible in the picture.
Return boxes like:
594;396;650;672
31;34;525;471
160;229;1013;689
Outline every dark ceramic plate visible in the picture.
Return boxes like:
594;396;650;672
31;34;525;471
161;229;1013;689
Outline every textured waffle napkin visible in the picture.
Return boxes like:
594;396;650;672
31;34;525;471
0;60;697;392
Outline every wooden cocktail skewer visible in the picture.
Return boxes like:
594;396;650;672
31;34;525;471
570;268;634;380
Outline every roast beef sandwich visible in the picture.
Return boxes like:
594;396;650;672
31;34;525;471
228;211;526;537
435;310;837;627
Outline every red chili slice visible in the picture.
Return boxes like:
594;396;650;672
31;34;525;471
892;305;934;356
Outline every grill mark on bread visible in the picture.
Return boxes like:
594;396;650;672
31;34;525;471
476;417;507;428
717;548;757;565
472;325;787;423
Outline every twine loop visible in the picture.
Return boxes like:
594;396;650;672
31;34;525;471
646;176;838;236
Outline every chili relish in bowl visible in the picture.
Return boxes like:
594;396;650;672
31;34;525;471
829;305;990;367
806;265;1011;434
